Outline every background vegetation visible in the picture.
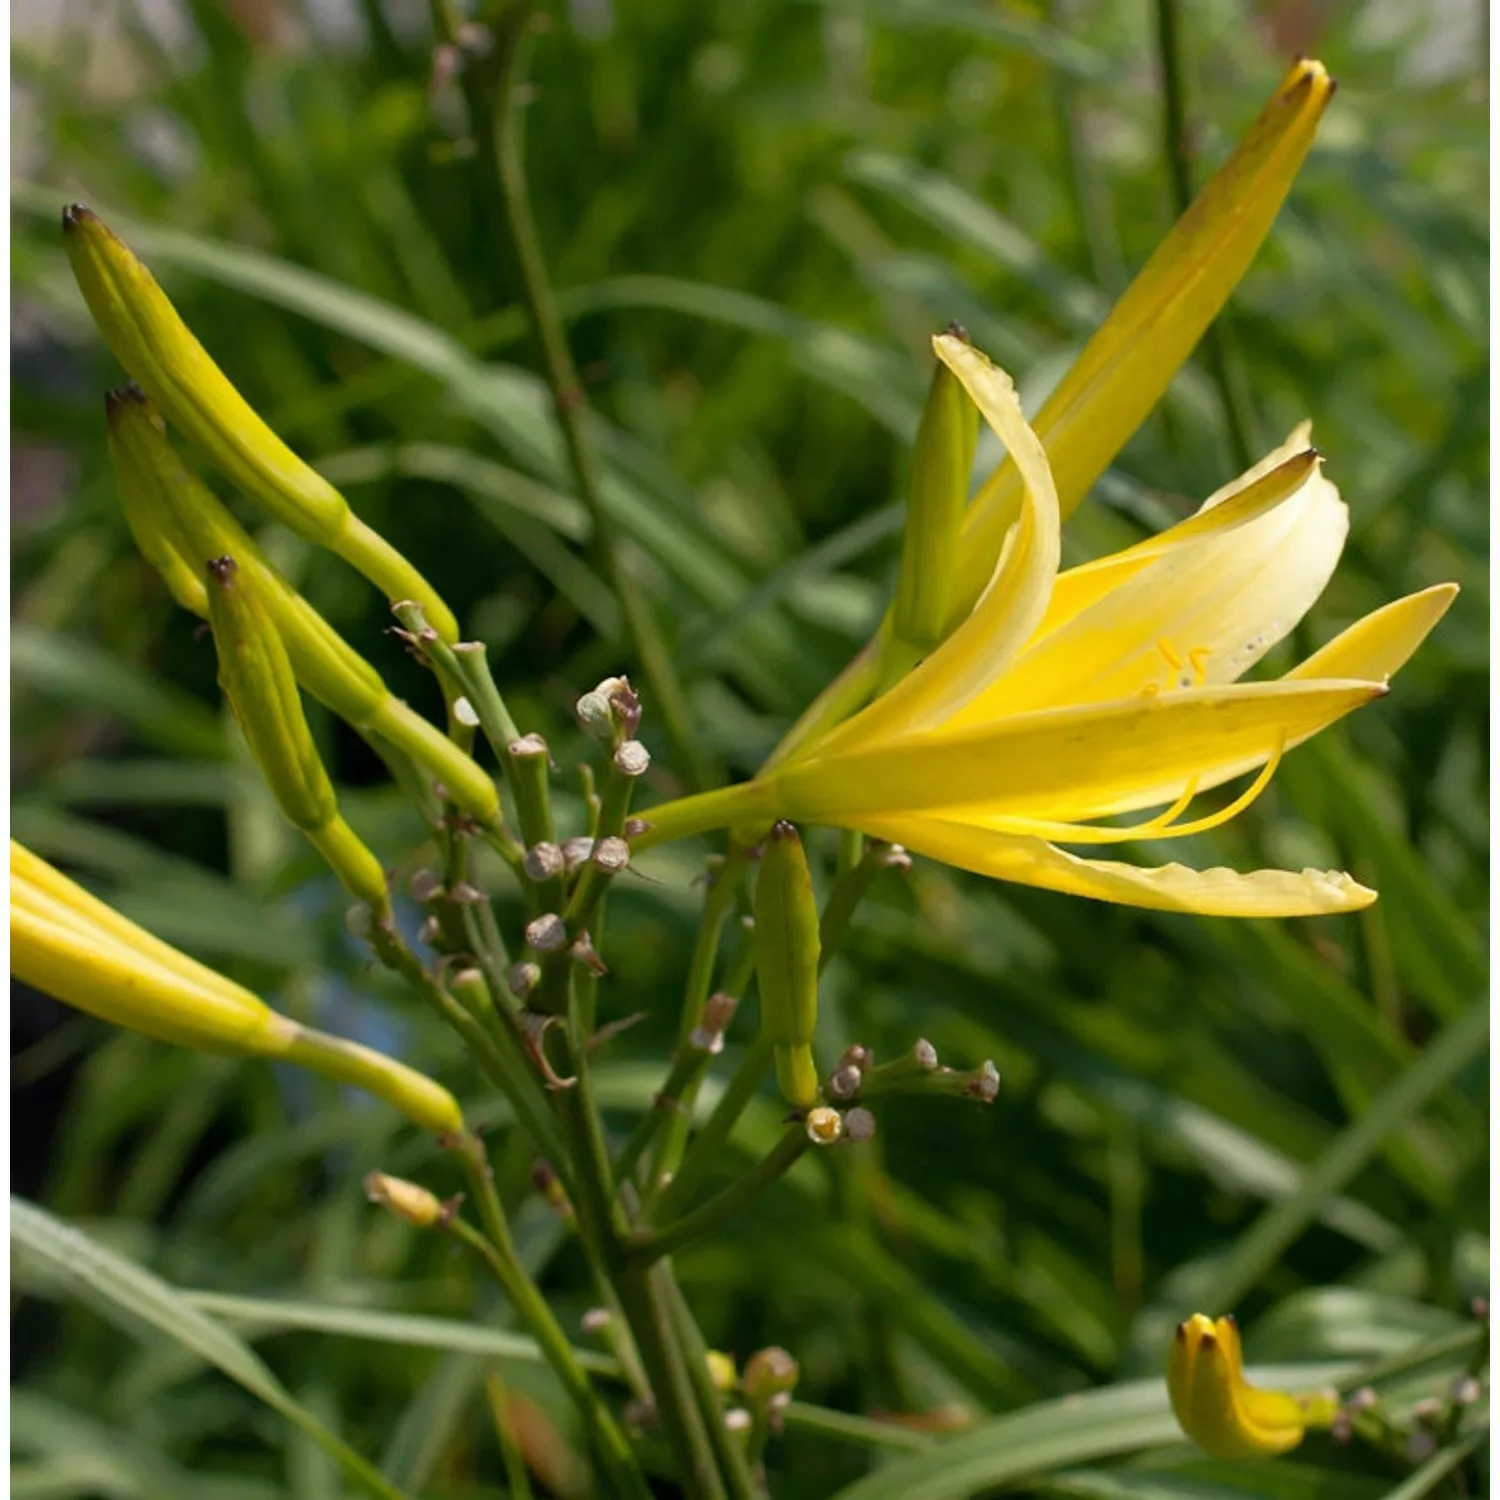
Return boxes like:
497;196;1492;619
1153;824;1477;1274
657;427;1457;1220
10;0;1488;1496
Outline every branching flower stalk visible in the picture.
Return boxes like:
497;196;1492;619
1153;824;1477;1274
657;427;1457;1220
14;38;1463;1499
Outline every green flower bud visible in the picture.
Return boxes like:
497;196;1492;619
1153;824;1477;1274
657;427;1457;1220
753;821;821;1108
64;205;458;640
206;555;388;910
890;327;979;661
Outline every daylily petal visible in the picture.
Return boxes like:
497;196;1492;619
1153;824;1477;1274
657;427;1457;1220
1287;583;1460;683
1035;442;1319;641
847;816;1374;916
953;452;1339;721
814;335;1060;748
776;680;1383;823
947;60;1334;623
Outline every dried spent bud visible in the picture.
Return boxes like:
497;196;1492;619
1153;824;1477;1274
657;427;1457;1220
623;817;651;838
742;1347;799;1403
1346;1387;1378;1413
1406;1431;1437;1463
1451;1376;1482;1406
524;841;565;882
839;1044;872;1071
1330;1412;1352;1444
448;881;487;904
805;1107;844;1146
913;1038;939;1070
574;685;617;739
507;961;541;999
580;1308;613;1336
827;1064;863;1101
569;931;608;975
364;1171;443;1229
508;733;550;761
844;1107;877;1142
724;1407;752;1434
1412;1397;1443;1424
614;739;651;777
876;842;913;871
525;913;568;954
592;836;630;874
575;675;638;740
562;836;595;872
418;914;443;946
967;1059;1001;1103
408;869;443;904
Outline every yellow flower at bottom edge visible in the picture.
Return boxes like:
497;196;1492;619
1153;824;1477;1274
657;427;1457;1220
1170;1313;1339;1459
634;335;1457;918
9;841;462;1135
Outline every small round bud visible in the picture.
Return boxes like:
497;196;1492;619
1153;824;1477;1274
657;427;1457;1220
623;817;651;838
1347;1386;1378;1413
448;881;487;904
742;1347;799;1403
575;685;619;739
364;1171;442;1228
1406;1431;1437;1463
827;1064;863;1101
877;842;912;871
409;869;443;903
1451;1376;1482;1406
507;961;541;998
592;836;630;874
614;740;651;777
452;695;480;728
705;1350;737;1393
508;733;549;761
724;1407;752;1433
1412;1397;1442;1423
525;913;568;954
524;841;565;882
562;836;595;872
913;1038;939;1070
844;1107;877;1142
580;1307;613;1336
805;1107;844;1146
969;1059;1001;1103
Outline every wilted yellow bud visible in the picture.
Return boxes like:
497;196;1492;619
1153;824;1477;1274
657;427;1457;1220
889;330;978;670
753;821;822;1109
364;1171;444;1228
104;387;500;827
11;843;463;1135
1169;1314;1338;1460
64;204;458;641
205;554;388;909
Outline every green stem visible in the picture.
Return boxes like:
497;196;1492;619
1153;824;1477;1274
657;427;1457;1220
663;1269;763;1500
632;780;777;853
632;1125;811;1267
450;1144;651;1499
1152;0;1257;471
476;10;704;789
654;1035;775;1224
650;846;753;1185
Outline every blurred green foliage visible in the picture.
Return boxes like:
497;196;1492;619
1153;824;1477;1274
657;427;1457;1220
10;0;1487;1496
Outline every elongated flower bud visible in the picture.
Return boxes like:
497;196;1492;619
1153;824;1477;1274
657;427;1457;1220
63;204;458;641
753;821;821;1108
1169;1314;1338;1459
11;845;461;1134
891;331;978;661
104;387;499;826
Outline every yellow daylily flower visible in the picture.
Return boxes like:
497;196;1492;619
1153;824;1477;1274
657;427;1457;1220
10;841;463;1135
633;336;1457;918
1169;1313;1338;1459
770;57;1337;769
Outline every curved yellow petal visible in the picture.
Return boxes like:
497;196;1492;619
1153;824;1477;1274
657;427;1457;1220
779;680;1382;824
814;335;1060;749
954;459;1344;721
949;61;1334;622
1201;421;1315;511
1033;446;1321;646
845;816;1372;916
1287;583;1460;684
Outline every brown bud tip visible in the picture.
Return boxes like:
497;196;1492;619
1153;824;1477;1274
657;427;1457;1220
943;320;970;342
62;202;97;233
827;1064;863;1101
769;820;800;843
623;817;651;839
206;555;238;583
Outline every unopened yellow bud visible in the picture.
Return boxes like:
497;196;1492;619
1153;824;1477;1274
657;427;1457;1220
705;1350;738;1395
11;844;463;1135
104;388;499;827
890;330;978;665
64;204;458;640
364;1172;444;1228
753;821;822;1109
1169;1314;1338;1460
